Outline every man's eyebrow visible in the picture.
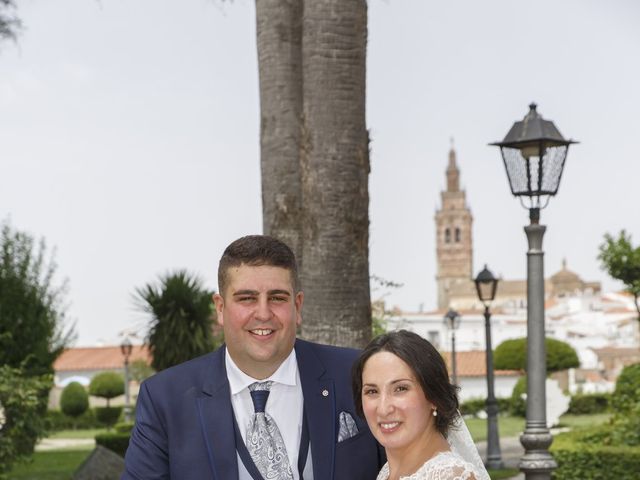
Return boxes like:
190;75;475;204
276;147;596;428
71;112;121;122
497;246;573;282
267;289;291;296
232;290;259;296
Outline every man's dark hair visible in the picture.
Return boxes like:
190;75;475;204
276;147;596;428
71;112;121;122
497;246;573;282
351;329;459;436
218;235;300;295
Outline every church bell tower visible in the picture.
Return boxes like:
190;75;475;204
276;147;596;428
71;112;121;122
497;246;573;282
435;144;473;309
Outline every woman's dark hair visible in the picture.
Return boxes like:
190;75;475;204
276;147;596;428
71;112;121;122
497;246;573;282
351;329;459;436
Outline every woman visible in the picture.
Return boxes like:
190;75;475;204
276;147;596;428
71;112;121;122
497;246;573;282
352;330;490;480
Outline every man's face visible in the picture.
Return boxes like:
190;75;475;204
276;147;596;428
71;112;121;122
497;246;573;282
214;264;303;379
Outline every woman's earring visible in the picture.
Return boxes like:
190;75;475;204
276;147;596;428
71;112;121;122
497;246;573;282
432;409;438;417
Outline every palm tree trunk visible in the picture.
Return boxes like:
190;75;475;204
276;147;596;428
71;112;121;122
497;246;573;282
256;0;304;262
300;0;370;348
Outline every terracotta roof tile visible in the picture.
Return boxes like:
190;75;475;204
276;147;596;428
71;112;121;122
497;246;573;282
54;345;151;372
441;350;520;378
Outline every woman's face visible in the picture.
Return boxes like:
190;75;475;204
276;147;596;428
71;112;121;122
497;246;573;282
361;351;436;454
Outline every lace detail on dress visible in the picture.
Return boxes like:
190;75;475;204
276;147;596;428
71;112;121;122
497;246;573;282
376;451;483;480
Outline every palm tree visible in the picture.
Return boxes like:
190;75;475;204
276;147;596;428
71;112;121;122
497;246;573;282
256;0;371;348
136;270;216;371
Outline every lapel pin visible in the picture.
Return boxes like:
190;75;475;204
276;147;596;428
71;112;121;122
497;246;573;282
322;389;329;397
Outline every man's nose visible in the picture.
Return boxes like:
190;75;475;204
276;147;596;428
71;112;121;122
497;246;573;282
255;297;271;321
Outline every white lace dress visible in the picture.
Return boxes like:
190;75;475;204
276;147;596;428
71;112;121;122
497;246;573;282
376;451;483;480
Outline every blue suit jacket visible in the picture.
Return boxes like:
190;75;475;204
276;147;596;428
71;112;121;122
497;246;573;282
123;339;384;479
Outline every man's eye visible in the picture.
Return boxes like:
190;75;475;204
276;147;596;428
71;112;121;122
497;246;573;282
238;297;255;302
270;296;287;302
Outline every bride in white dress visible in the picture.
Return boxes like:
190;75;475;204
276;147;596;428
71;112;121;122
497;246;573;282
352;330;490;480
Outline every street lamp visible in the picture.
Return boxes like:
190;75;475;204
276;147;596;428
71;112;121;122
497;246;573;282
474;265;503;470
120;337;133;423
443;308;461;385
491;103;577;480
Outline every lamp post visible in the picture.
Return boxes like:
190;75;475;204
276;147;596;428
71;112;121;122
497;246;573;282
443;308;461;385
474;265;503;470
120;337;133;423
491;103;577;480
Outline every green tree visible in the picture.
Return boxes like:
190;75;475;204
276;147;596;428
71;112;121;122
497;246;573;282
136;270;216;371
598;230;640;321
89;372;124;408
0;221;75;377
59;382;89;427
129;358;155;383
0;0;21;43
0;366;50;477
494;337;580;373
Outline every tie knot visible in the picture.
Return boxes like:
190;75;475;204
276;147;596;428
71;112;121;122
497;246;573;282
249;381;273;413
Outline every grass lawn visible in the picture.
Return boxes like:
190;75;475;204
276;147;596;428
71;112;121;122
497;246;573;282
466;412;612;442
488;468;520;479
9;450;92;480
48;428;107;439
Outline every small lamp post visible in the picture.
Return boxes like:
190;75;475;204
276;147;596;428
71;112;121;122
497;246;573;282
443;308;461;385
475;265;503;470
491;103;577;480
120;337;133;423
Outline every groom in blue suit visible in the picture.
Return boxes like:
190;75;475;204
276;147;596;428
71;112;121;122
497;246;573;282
123;235;384;479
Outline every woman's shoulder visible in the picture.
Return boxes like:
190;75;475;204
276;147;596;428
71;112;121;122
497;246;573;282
420;451;480;480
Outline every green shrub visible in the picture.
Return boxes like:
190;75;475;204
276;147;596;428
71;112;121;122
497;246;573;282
567;393;610;415
551;430;640;480
114;422;134;434
460;398;486;416
611;363;640;413
494;338;579;373
89;372;124;407
46;408;103;431
0;366;51;477
95;407;123;429
510;376;527;417
95;432;131;457
59;382;89;422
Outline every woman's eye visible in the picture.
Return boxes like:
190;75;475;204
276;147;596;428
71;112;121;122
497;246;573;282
395;385;409;392
363;388;377;396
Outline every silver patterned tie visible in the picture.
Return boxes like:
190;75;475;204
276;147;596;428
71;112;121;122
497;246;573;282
246;381;294;480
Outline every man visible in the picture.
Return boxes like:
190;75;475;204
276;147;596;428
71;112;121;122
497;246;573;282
123;235;384;479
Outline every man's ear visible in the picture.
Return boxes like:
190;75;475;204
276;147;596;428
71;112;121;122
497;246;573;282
213;293;224;326
294;291;304;327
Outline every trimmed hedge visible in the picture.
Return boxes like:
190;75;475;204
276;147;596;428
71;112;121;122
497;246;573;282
459;397;512;417
95;406;123;429
567;393;610;415
46;409;104;431
551;430;640;480
95;432;131;458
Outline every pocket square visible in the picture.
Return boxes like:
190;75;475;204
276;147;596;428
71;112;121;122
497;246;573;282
337;411;359;442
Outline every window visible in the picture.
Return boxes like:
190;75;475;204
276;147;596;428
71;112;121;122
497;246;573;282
428;331;440;348
455;227;461;242
445;228;451;243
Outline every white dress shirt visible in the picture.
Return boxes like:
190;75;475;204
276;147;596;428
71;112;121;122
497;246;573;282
225;349;312;480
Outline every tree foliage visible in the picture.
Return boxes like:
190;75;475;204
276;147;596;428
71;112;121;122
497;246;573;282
89;372;124;407
598;230;640;320
0;366;51;477
0;0;21;43
136;270;217;371
60;382;89;420
494;337;580;373
0;221;74;377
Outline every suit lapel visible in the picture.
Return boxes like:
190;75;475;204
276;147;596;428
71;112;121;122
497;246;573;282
296;340;336;480
197;347;239;480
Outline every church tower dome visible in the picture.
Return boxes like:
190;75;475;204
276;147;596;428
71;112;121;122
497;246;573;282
435;141;473;309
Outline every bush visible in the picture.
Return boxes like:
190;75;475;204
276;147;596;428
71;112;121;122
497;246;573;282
95;432;131;458
95;407;123;429
46;408;103;431
460;398;486;416
59;382;89;422
510;376;527;417
567;393;610;415
89;372;124;407
114;422;134;434
0;366;51;477
551;430;640;480
494;337;579;373
611;363;640;413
